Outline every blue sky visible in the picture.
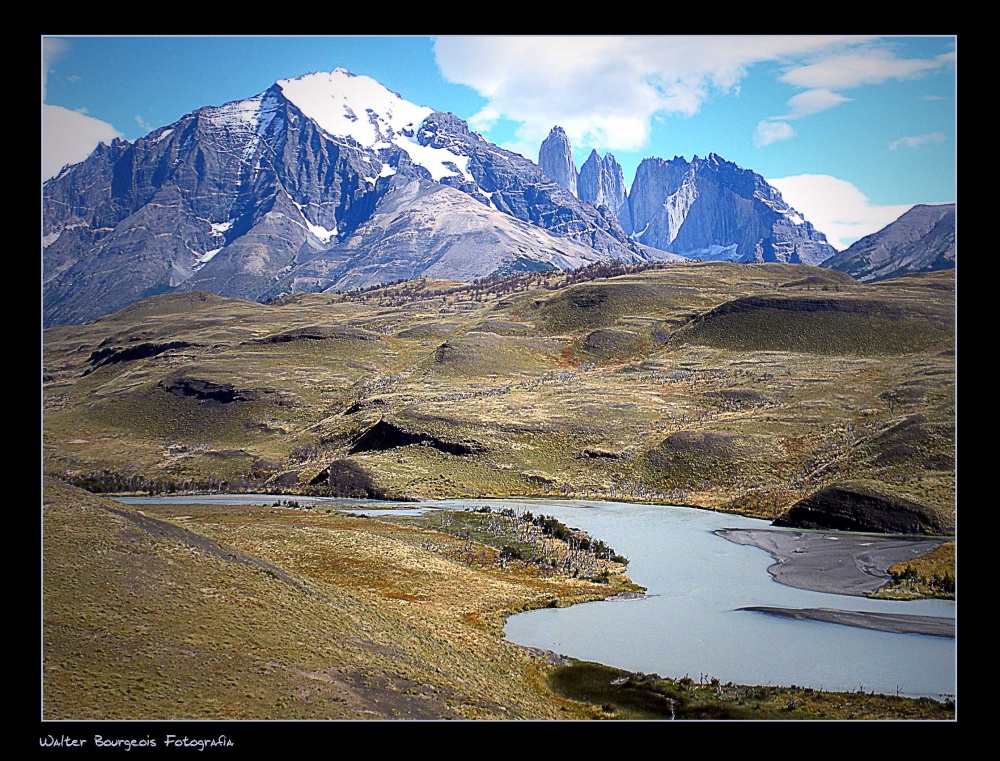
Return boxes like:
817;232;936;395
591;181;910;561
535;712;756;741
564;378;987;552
42;35;956;250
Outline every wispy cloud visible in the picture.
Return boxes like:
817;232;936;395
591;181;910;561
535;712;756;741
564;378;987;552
889;132;947;150
781;88;852;119
778;47;948;90
135;115;154;133
433;36;951;154
754;120;795;147
433;35;867;153
768;174;916;250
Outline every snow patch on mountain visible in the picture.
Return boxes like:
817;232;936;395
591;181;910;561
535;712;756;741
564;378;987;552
278;69;430;147
205;95;264;129
662;174;698;245
288;199;337;243
277;69;469;184
192;248;223;271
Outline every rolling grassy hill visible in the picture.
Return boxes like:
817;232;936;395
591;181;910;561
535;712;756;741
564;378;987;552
43;261;955;531
41;260;956;722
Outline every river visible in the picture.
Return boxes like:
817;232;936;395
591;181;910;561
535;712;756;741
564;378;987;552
115;494;956;700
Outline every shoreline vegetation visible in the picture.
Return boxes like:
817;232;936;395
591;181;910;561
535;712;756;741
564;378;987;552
43;479;954;720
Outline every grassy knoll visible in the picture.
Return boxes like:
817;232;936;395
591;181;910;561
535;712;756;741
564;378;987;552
43;479;636;720
43;262;955;572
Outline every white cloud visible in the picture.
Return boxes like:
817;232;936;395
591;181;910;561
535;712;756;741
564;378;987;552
889;132;947;150
754;120;795;147
42;36;124;180
779;47;950;90
768;173;915;250
135;114;154;133
433;36;953;154
433;35;867;153
43;104;123;180
781;88;851;119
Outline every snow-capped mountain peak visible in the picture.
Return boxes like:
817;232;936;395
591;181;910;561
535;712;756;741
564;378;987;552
42;69;644;327
276;69;471;183
277;69;430;148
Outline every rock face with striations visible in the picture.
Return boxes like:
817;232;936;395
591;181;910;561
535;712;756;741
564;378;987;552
537;126;578;197
43;71;655;327
578;149;630;230
621;153;837;265
822;203;956;282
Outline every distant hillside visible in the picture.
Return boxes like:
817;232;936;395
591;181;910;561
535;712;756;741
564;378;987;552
823;203;956;282
43;262;955;534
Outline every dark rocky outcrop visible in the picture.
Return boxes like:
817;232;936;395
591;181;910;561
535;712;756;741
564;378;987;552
159;377;252;404
773;483;951;535
307;459;393;499
85;341;192;374
343;398;388;415
580;447;624;459
348;420;484;456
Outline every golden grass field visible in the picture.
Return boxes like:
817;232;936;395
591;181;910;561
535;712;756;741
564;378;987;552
41;261;956;721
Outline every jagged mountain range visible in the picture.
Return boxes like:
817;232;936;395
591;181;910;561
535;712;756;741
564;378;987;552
538;127;837;266
43;70;656;327
43;68;946;328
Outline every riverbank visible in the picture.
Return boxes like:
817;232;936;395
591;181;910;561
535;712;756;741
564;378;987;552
714;527;951;596
740;606;955;638
715;527;953;637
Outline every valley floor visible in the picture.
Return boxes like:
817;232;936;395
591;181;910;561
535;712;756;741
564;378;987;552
40;479;954;723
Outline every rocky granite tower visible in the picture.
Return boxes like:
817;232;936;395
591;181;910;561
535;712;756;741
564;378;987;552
538;126;578;197
578;149;630;230
623;153;836;265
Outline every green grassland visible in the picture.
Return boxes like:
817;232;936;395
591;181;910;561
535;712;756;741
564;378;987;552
44;262;956;531
42;262;956;720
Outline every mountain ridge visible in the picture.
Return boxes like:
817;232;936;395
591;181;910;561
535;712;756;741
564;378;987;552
44;70;658;327
822;203;956;282
45;68;881;328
